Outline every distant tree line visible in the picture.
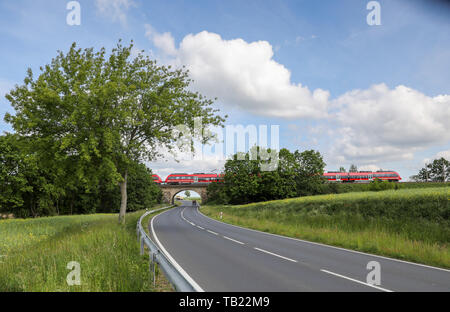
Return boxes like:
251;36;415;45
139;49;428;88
0;133;162;218
410;158;450;182
207;147;326;205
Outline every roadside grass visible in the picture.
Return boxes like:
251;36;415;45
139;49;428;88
0;207;173;292
201;187;450;269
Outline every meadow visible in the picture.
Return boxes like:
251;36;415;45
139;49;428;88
0;207;173;292
202;187;450;268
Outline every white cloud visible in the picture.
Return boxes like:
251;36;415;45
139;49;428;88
436;150;450;160
424;149;450;164
144;26;450;167
144;24;177;56
331;84;450;164
145;27;330;119
95;0;135;26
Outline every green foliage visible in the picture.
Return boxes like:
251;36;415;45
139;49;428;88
125;162;162;212
206;182;229;205
293;149;326;196
0;133;161;217
318;181;450;195
411;157;450;182
0;210;172;291
3;40;224;219
207;147;326;205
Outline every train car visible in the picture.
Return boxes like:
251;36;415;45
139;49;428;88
152;174;162;184
371;170;402;182
165;173;194;185
323;171;401;183
192;173;220;183
165;172;224;184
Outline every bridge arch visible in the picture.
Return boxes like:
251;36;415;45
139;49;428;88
160;184;209;205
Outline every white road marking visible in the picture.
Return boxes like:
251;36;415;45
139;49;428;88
254;247;298;263
196;226;205;230
151;208;205;292
196;207;450;273
222;236;245;245
207;230;219;235
321;269;393;292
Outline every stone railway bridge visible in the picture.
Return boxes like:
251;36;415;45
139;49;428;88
159;183;209;204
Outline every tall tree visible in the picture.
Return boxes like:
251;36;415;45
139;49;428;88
349;164;358;172
5;41;225;223
410;158;450;182
293;150;326;196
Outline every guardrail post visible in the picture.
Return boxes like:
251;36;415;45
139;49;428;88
140;236;145;255
152;252;157;287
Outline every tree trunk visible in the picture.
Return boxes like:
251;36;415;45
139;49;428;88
119;170;128;224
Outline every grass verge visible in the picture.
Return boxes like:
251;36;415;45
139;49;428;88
0;207;173;292
201;187;450;269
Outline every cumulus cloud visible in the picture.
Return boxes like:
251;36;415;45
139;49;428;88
424;149;450;164
436;150;450;159
144;25;450;166
95;0;135;26
331;84;450;163
145;27;330;119
144;24;177;56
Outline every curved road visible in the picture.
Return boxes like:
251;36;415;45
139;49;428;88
150;201;450;292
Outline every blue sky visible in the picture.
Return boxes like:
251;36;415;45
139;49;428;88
1;0;449;180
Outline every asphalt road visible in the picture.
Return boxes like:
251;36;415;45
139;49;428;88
150;201;450;292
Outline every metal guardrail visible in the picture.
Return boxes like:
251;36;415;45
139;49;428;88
136;206;198;292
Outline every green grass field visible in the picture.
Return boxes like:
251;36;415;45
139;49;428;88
0;207;173;292
202;187;450;268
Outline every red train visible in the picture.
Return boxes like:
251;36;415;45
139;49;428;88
323;171;401;183
152;174;162;184
164;173;223;185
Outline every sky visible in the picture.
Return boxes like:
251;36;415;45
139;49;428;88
0;0;449;181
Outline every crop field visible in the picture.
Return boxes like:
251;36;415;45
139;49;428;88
0;208;172;292
202;187;450;268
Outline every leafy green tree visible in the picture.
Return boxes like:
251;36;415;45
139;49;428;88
293;150;326;196
124;163;162;211
0;134;30;213
411;158;449;182
5;41;225;222
223;151;261;204
211;147;324;204
429;158;450;182
349;164;358;172
339;167;346;172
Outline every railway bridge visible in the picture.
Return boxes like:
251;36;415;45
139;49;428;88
159;183;209;204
